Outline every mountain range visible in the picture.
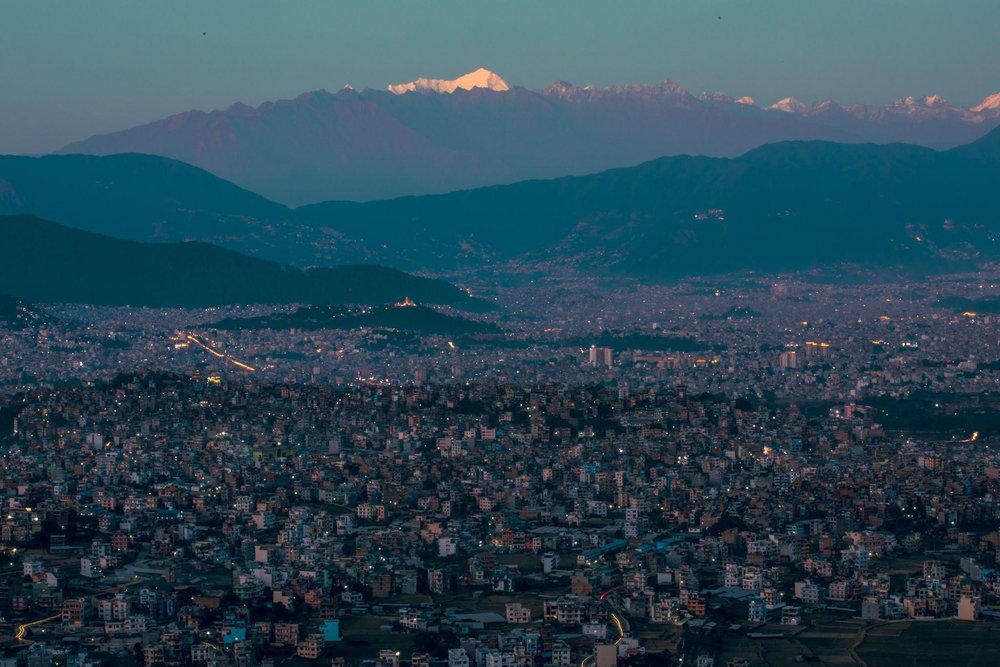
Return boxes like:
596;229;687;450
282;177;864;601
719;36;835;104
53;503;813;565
0;153;296;260
57;69;1000;204
4;126;1000;281
0;215;477;308
297;125;1000;278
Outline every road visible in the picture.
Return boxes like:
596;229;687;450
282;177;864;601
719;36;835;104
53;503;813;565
581;590;629;667
185;333;256;372
15;614;60;641
610;611;627;645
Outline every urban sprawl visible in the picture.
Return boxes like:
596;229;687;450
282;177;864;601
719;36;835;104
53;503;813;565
1;272;1000;667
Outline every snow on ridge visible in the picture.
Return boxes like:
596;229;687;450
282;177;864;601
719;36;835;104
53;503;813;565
388;68;510;95
972;92;1000;113
769;97;809;113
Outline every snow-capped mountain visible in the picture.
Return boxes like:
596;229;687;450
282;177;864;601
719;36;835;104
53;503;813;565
769;97;811;113
972;92;1000;113
387;68;510;94
56;70;1000;205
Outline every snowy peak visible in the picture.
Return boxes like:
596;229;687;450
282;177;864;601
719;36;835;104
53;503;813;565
388;68;510;95
972;92;1000;113
769;97;809;113
892;94;950;110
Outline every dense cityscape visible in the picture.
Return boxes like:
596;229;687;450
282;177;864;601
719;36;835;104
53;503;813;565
1;269;1000;666
5;4;1000;665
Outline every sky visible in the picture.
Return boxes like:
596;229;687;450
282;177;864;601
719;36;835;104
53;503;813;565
2;0;1000;154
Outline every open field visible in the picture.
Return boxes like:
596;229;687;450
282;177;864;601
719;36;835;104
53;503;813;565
857;620;1000;667
712;616;1000;667
334;614;420;663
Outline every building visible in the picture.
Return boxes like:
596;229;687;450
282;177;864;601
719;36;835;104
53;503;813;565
505;602;532;624
541;552;558;574
543;597;584;625
747;597;766;623
438;536;458;557
428;569;450;594
448;648;471;667
297;634;323;660
778;350;798;370
589;346;613;368
595;644;618;667
377;650;400;667
483;651;516;667
781;606;802;626
861;596;881;621
958;594;980;621
550;641;572;666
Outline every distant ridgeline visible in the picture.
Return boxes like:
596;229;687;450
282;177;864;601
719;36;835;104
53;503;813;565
2;126;1000;280
296;125;1000;277
0;215;484;309
54;72;1000;205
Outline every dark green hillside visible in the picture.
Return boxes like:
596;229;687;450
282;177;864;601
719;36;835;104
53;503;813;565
297;126;1000;277
0;153;287;242
6;127;1000;279
0;215;478;309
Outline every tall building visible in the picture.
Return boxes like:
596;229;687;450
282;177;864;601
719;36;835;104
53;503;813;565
589;346;613;368
861;596;881;621
747;596;766;623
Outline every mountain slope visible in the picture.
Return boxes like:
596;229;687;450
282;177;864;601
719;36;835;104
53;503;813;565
58;73;1000;204
11;127;1000;281
387;67;510;94
0;215;476;308
0;153;357;266
295;126;1000;277
0;152;287;241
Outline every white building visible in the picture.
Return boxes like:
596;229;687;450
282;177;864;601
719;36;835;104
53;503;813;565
448;649;471;667
438;536;458;557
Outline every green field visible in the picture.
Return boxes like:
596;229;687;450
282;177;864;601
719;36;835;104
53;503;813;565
711;616;1000;667
334;614;419;663
858;620;1000;667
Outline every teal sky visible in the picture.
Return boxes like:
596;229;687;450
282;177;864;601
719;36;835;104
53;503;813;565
2;0;999;154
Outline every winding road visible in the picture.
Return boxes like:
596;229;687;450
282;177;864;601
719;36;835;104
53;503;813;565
581;589;628;667
15;614;60;641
